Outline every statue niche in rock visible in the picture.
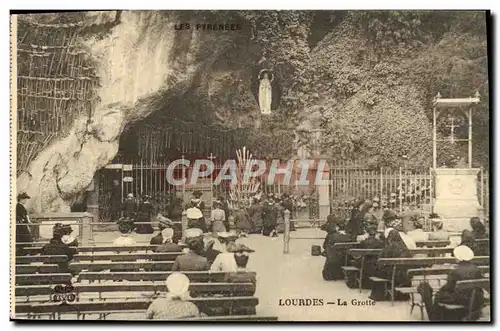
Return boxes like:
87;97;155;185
251;57;281;115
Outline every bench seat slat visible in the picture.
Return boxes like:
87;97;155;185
16;255;67;264
15;264;59;274
16;273;72;286
73;253;182;262
77;271;256;282
70;261;174;272
378;256;489;266
15;297;259;314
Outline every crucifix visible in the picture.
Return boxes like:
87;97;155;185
446;116;458;144
208;153;217;211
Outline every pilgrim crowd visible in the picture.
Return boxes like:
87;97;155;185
319;196;489;321
15;190;490;320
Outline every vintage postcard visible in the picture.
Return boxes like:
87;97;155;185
10;10;490;322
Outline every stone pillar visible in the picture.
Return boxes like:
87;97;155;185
81;212;94;244
86;173;99;221
433;168;483;231
317;161;330;220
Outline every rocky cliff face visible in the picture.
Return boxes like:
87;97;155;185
16;11;246;212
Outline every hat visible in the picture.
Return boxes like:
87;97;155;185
454;245;474;261
372;202;379;208
382;201;388;207
185;228;203;238
227;242;255;253
389;198;396;204
373;196;380;202
186;207;203;219
127;193;134;198
166;272;190;296
157;214;172;228
192;190;203;198
17;192;30;200
390;193;397;198
217;231;239;241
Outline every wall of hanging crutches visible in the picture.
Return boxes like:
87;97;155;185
16;18;100;176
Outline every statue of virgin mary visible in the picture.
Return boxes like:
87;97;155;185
258;69;273;115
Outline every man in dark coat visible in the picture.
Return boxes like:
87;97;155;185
248;198;263;234
262;198;278;237
282;193;296;231
321;216;351;281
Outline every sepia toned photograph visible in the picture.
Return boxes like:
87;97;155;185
10;9;490;322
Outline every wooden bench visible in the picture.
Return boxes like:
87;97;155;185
376;256;489;305
77;271;256;283
21;244;187;255
16;264;59;274
72;252;183;262
16;282;256;301
16;255;68;264
346;247;455;292
332;242;359;266
15;297;259;319
16;273;73;286
69;261;174;273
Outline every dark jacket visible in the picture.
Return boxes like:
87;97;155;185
122;199;137;218
155;242;183;253
247;203;263;230
435;261;484;310
150;233;163;246
172;251;209;271
322;229;351;280
41;238;77;273
16;202;33;244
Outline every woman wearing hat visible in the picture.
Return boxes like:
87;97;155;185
321;215;351;281
155;228;183;253
172;235;209;271
150;215;173;246
122;193;137;221
417;246;485;321
262;198;278;237
186;206;207;232
210;201;227;234
61;224;78;247
16;192;33;246
41;224;77;273
210;240;241;272
146;272;200;319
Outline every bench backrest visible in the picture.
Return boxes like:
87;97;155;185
16;264;59;274
77;271;256;283
21;244;187;255
378;256;490;267
407;265;490;277
349;247;454;258
15;273;72;286
416;240;450;247
15;297;259;314
16;255;68;264
15;282;256;297
69;261;174;272
333;242;359;249
73;252;183;262
456;279;490;293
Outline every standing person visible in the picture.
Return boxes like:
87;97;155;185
262;197;278;237
418;246;485;321
234;205;253;236
218;196;231;233
16;192;33;248
136;195;155;234
168;197;184;243
209;201;227;234
282;193;296;231
190;191;207;232
146;273;201;319
247;198;263;234
346;199;364;240
122;193;137;224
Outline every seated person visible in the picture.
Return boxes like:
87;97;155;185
150;217;172;246
113;222;137;246
357;214;379;242
370;229;413;301
321;216;351;281
155;228;183;253
418;245;485;321
429;218;449;241
460;229;489;257
146;272;201;319
210;241;240;272
355;225;384;289
470;217;488;239
172;237;209;271
202;240;221;267
41;224;77;273
407;216;429;242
